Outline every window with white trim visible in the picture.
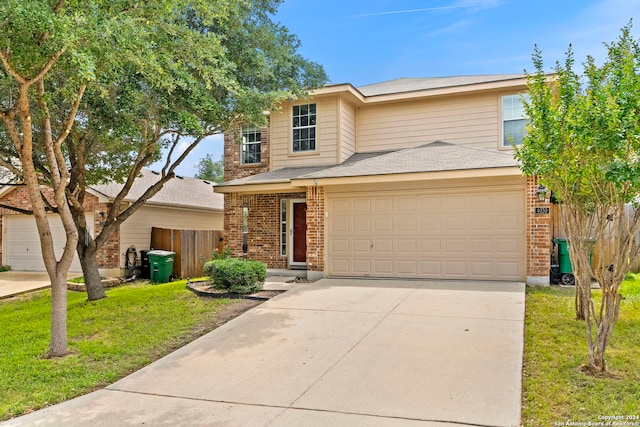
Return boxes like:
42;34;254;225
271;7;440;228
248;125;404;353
280;199;287;256
242;206;249;253
241;125;261;164
292;103;316;152
502;94;530;147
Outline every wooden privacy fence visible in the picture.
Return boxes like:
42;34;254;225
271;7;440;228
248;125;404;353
151;227;224;279
552;203;640;273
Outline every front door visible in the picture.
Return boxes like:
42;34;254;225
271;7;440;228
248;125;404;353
291;201;307;266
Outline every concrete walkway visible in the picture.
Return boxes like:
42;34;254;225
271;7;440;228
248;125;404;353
1;278;525;427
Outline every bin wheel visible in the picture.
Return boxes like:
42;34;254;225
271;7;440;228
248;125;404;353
561;274;575;286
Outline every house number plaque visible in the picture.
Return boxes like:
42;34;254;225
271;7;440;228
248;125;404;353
535;207;550;215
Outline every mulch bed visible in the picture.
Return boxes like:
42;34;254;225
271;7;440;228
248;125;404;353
186;281;284;301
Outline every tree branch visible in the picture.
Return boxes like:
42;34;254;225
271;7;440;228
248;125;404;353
0;204;33;214
0;49;27;85
55;83;86;148
25;47;67;86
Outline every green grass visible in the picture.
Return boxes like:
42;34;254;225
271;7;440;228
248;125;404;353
0;280;243;421
522;280;640;426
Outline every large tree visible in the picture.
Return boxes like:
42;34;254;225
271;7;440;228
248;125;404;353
0;0;326;354
517;24;640;373
194;154;224;183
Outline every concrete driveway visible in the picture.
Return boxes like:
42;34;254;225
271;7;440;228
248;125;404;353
1;278;525;427
0;271;58;298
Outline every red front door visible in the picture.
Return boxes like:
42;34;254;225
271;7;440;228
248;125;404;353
293;202;307;263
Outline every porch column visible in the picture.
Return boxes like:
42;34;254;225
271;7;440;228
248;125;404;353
526;175;552;285
306;185;325;281
223;193;245;258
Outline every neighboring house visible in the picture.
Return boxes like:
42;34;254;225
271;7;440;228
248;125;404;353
216;75;551;284
0;169;223;276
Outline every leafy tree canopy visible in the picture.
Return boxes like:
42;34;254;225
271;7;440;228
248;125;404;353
194;154;224;183
516;22;640;373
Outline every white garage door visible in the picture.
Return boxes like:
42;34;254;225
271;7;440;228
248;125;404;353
4;214;94;272
327;185;525;280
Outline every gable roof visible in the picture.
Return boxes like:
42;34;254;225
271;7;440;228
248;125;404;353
297;142;518;180
357;75;526;97
90;169;223;211
216;142;520;191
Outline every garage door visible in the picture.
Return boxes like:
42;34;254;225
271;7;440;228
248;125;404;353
4;214;94;272
327;185;525;280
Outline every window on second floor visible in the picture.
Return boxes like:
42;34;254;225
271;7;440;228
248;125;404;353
292;103;316;153
241;125;261;164
502;93;530;147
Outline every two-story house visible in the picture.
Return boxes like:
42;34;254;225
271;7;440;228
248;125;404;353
215;75;551;285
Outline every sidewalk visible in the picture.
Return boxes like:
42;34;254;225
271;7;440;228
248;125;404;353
1;278;525;426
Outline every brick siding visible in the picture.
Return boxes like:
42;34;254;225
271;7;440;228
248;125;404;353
526;175;552;281
305;186;325;272
224;192;307;269
224;124;270;182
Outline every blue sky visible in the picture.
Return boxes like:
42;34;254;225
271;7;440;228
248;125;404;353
156;0;640;177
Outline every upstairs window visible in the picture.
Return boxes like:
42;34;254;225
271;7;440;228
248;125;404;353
241;125;261;164
292;103;316;152
502;94;530;147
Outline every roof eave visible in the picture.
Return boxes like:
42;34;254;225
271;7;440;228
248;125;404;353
293;166;523;186
308;84;366;103
214;181;306;194
362;78;530;103
140;200;223;211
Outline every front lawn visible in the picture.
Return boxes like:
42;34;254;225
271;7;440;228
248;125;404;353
522;279;640;426
0;280;255;421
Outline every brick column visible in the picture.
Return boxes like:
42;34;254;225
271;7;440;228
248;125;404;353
224;193;245;258
526;176;552;285
306;185;325;281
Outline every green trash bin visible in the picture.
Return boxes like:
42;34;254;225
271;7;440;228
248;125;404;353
552;238;575;286
147;250;175;283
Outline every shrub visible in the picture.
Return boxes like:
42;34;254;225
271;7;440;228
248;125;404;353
206;258;266;294
212;245;233;260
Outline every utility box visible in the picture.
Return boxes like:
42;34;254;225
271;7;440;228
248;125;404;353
147;250;175;283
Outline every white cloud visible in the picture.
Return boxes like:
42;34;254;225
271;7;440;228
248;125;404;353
353;0;501;17
423;19;471;38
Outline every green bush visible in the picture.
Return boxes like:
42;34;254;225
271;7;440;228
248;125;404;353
206;258;266;294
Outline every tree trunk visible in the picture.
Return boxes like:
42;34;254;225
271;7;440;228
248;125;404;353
48;271;69;357
590;288;622;372
75;225;106;301
71;206;106;301
79;243;106;301
575;288;586;321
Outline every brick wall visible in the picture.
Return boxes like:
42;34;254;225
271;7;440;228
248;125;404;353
224;124;270;182
0;186;120;269
526;176;551;284
224;191;307;269
306;186;325;272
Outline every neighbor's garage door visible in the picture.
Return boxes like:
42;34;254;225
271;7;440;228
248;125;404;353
327;184;525;281
4;214;93;272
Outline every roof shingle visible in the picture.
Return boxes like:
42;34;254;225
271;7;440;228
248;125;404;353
297;142;519;180
357;75;525;97
91;169;222;210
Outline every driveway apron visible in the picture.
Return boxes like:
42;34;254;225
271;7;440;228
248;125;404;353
1;278;525;427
